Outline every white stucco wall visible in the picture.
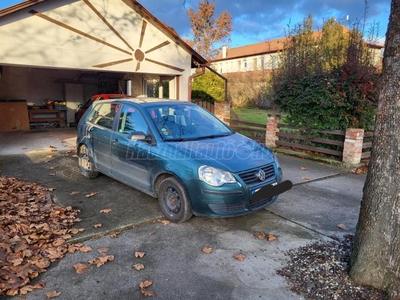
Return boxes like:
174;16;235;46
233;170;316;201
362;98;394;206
0;0;193;100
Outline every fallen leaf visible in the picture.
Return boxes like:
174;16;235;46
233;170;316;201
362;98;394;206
266;234;277;241
337;223;349;230
160;220;170;225
85;191;100;198
19;282;45;295
46;290;61;298
202;247;213;254
73;263;91;274
100;208;112;214
233;253;246;261
110;232;119;238
253;232;266;240
98;248;109;253
149;231;156;236
135;251;146;258
79;245;93;253
72;154;79;158
70;191;80;196
69;228;85;234
140;288;155;297
6;289;18;296
89;255;114;267
49;173;56;176
300;166;308;170
302;176;310;181
139;280;153;289
93;223;102;228
133;263;145;270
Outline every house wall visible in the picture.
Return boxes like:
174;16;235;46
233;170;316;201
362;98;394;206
212;53;279;74
0;0;193;101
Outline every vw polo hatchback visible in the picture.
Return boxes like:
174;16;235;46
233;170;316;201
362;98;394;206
77;98;289;222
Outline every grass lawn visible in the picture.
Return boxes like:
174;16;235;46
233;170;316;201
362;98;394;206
232;107;272;124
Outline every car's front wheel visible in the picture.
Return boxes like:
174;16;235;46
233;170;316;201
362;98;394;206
78;144;99;179
158;177;193;223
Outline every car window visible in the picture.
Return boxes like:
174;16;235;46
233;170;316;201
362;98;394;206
82;97;95;109
88;102;118;129
118;105;148;134
146;104;233;141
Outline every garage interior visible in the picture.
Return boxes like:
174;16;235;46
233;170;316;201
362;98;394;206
0;0;206;132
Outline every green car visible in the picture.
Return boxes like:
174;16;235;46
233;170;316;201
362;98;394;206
77;98;290;222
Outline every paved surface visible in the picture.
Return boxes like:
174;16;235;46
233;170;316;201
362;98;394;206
0;128;366;300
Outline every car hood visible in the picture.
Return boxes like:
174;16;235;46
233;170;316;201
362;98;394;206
161;133;276;173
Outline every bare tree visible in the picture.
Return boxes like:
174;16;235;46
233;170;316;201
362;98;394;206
350;0;400;298
185;0;232;61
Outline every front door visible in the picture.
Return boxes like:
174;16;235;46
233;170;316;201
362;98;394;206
110;104;154;192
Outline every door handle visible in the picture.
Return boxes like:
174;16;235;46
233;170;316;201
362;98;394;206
112;139;119;146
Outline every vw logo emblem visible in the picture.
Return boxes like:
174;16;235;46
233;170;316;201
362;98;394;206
255;169;266;181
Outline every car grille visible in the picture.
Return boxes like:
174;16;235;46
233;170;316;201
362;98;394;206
208;202;246;214
249;196;276;210
238;164;275;185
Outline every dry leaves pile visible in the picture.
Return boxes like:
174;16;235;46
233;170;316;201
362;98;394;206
0;176;81;296
277;235;387;300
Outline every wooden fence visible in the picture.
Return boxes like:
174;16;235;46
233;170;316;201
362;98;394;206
193;100;214;114
277;124;345;158
224;119;266;143
224;118;373;161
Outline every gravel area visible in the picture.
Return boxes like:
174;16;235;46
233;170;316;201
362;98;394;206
277;235;388;300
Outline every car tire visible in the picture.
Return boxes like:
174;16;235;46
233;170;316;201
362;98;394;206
158;177;193;223
78;144;99;179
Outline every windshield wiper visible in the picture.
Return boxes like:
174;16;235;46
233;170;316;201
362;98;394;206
192;133;233;140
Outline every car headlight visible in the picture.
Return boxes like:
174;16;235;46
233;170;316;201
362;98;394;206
198;165;236;187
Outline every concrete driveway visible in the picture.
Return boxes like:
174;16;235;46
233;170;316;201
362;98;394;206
0;128;366;300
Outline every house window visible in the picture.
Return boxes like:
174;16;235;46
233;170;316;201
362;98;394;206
271;55;277;69
243;59;247;71
260;57;265;69
253;58;257;70
145;79;159;97
237;60;241;71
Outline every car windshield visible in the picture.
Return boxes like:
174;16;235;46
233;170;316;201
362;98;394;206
146;104;233;141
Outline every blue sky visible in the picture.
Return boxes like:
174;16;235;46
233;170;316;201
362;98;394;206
0;0;391;47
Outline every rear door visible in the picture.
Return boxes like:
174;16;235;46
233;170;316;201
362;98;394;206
87;102;119;174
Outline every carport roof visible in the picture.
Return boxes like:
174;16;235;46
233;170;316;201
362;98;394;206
0;0;207;67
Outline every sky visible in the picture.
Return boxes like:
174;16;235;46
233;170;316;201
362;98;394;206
0;0;392;48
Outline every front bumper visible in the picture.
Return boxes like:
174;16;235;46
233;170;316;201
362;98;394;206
187;179;292;217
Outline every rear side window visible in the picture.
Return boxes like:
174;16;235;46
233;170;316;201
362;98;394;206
88;103;118;129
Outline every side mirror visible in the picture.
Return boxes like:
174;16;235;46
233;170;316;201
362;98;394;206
78;104;83;109
128;131;152;142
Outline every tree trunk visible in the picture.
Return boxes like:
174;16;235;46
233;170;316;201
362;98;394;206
350;1;400;299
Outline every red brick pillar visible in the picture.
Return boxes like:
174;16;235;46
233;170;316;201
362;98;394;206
214;101;231;124
265;114;280;148
342;128;364;166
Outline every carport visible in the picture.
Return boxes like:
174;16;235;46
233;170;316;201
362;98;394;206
0;0;206;130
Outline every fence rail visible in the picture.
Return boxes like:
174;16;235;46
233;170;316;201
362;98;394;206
223;115;374;164
277;125;345;158
224;118;266;143
193;100;214;114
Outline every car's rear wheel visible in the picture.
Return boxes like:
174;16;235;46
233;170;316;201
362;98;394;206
158;177;193;223
78;144;99;179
